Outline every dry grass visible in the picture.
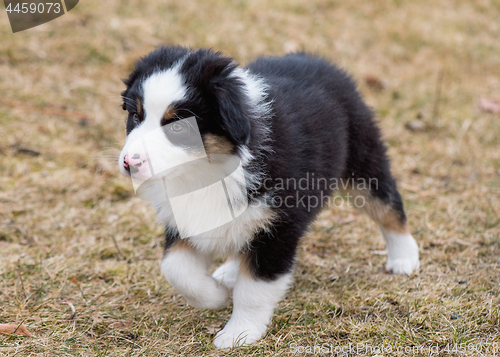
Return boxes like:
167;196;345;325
1;0;500;356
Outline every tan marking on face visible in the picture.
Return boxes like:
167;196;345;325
136;98;142;116
204;133;233;155
163;106;176;121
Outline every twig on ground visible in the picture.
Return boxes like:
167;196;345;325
0;97;92;122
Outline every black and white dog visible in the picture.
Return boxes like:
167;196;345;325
119;46;419;348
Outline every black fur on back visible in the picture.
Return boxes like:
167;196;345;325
242;53;405;279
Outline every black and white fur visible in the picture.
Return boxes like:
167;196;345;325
119;46;419;348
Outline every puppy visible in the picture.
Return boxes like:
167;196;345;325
119;46;419;348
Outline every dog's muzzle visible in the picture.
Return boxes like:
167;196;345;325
123;153;147;174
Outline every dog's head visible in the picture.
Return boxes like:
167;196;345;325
119;47;261;188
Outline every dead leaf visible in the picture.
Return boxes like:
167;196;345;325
364;75;387;91
9;142;41;157
70;277;80;287
405;119;428;132
479;97;500;114
109;321;134;329
63;302;76;320
0;324;31;337
204;323;221;335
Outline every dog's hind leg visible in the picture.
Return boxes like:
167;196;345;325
161;240;230;310
346;169;419;275
341;105;419;274
354;188;419;275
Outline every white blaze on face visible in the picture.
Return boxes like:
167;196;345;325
119;65;188;177
142;69;186;125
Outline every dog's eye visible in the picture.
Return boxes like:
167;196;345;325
133;113;140;122
170;122;184;132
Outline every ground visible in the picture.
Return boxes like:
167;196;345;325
0;0;499;356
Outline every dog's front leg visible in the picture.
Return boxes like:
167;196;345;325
213;268;293;348
161;240;230;310
214;222;298;348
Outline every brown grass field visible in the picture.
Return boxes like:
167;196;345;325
1;0;500;356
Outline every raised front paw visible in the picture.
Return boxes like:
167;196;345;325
185;282;230;310
212;260;240;289
213;322;266;349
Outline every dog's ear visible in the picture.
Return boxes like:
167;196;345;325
121;64;142;111
210;70;251;146
120;87;128;111
121;78;135;111
181;50;251;145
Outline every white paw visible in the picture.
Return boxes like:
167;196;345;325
185;282;230;310
386;257;420;275
381;230;420;275
212;260;240;289
213;323;266;349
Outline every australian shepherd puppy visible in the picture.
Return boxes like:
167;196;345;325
118;46;419;348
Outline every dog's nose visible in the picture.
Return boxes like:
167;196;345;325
123;154;130;172
125;153;147;174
